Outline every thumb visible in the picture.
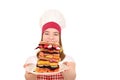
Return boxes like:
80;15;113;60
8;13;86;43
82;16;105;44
63;62;67;64
63;62;72;66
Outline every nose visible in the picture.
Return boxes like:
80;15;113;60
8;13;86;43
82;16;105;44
50;37;54;41
49;36;53;39
47;36;55;42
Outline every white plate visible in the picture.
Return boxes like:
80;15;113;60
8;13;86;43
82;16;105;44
25;64;68;75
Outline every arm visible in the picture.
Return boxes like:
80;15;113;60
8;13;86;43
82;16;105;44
61;62;76;80
24;56;37;80
24;72;37;80
24;63;37;80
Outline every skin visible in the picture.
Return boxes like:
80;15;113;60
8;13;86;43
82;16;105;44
62;62;76;80
24;28;76;80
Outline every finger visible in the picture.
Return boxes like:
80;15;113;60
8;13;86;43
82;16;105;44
24;63;34;68
24;64;30;68
63;62;68;65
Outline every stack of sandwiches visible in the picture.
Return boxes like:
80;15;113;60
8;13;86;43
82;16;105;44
35;41;61;72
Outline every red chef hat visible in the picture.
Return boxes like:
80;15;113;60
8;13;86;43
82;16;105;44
42;22;61;34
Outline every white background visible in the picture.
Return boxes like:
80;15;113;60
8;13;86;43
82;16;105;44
0;0;120;80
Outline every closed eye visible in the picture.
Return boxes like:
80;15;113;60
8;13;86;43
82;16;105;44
53;32;59;36
44;31;49;35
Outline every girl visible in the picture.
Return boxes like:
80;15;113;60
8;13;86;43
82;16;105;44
24;10;76;80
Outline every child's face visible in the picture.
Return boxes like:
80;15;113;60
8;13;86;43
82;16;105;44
42;28;60;43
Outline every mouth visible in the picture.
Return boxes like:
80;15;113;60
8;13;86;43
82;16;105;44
47;40;55;43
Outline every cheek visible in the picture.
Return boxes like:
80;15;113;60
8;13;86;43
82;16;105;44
42;36;48;41
42;35;60;42
54;37;59;42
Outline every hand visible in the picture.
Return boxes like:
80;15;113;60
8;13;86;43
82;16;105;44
24;63;37;80
61;62;76;80
23;63;36;74
25;71;37;80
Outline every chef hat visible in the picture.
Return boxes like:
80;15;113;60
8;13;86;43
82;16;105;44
39;10;65;34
